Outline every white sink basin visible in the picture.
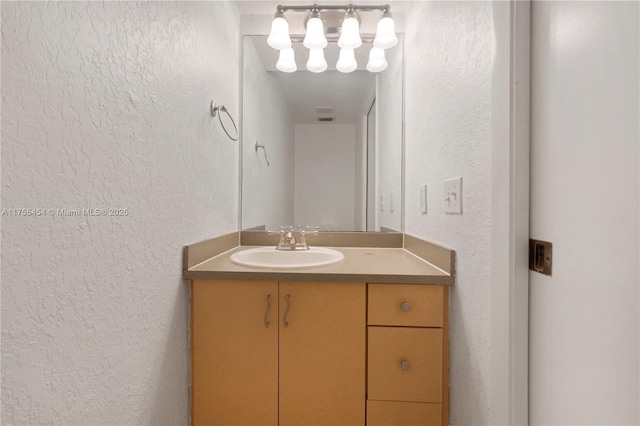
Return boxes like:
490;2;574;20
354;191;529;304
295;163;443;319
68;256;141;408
230;247;344;270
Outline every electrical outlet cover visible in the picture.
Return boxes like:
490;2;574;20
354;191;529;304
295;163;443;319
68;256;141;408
444;177;462;214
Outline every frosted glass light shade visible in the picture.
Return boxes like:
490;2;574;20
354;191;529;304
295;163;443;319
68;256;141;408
336;48;357;73
303;17;327;48
276;48;297;73
338;16;362;49
373;16;397;49
366;47;388;72
306;48;328;73
268;16;291;50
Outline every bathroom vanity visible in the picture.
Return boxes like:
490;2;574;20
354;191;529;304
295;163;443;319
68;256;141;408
183;232;454;426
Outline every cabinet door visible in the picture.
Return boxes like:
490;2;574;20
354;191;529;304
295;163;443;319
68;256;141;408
191;280;278;426
279;282;366;426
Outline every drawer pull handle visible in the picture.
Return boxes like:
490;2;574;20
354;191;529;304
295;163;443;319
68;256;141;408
401;360;411;371
264;294;271;328
283;294;290;328
401;302;411;312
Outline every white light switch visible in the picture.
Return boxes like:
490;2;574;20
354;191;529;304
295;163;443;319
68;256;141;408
420;184;428;213
389;193;395;213
379;194;385;212
444;177;463;214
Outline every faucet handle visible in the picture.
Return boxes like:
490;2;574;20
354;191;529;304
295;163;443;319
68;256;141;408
297;226;319;248
299;225;320;235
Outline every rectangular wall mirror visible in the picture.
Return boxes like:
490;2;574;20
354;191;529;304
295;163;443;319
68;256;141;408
240;34;404;232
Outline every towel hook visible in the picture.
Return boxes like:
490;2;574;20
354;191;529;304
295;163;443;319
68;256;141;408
210;100;238;141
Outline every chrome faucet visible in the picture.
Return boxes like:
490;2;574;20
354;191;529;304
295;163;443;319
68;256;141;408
283;227;297;246
272;225;319;251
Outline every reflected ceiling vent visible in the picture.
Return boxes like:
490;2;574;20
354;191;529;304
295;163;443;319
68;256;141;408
316;107;334;114
318;117;334;122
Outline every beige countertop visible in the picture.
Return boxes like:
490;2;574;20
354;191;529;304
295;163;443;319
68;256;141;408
184;245;454;285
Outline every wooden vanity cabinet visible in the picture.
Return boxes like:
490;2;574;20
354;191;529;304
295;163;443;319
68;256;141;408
366;284;450;426
190;280;366;426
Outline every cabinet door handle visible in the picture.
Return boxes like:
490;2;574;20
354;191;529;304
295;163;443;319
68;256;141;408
264;294;271;328
401;302;411;312
401;360;411;371
283;294;290;328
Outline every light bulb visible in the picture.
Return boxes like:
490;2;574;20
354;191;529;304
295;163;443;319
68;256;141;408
366;46;388;72
338;13;362;49
306;48;327;73
303;16;327;49
336;48;357;73
267;15;291;50
276;48;297;73
373;15;397;49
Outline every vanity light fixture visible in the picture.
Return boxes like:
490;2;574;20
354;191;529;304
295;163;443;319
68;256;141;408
307;47;328;73
303;6;327;49
373;5;397;49
336;48;357;73
267;6;292;50
266;3;398;74
366;46;387;72
337;6;362;49
277;47;297;73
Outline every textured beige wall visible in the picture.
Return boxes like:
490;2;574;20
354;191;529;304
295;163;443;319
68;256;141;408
1;2;240;423
404;2;493;424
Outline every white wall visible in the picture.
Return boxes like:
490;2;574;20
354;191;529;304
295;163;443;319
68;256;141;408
0;2;240;424
404;2;493;424
241;37;295;230
354;115;367;232
294;124;356;231
529;2;639;424
376;39;404;232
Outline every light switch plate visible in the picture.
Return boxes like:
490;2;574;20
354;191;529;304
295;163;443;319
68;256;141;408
420;184;428;213
444;177;462;214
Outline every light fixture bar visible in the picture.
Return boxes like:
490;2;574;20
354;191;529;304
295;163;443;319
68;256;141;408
277;3;391;13
289;34;377;43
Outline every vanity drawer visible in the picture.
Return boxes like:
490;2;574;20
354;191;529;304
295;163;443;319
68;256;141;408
368;326;442;403
367;401;441;426
368;284;443;327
